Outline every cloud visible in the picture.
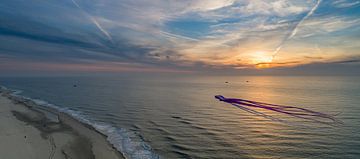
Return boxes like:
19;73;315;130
0;26;95;48
0;59;193;74
236;0;310;16
0;0;359;74
333;0;360;8
331;58;360;64
295;16;360;38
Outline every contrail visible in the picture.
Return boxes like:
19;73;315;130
70;0;113;42
272;0;322;60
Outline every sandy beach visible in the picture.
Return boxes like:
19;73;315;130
0;90;124;159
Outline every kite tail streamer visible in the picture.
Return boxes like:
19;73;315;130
215;95;341;126
231;103;288;124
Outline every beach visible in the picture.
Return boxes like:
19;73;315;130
0;89;124;159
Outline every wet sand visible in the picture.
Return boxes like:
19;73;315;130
0;90;124;159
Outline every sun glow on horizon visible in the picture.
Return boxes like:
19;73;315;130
251;51;273;63
248;51;273;69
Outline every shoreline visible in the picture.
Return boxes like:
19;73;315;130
0;88;125;159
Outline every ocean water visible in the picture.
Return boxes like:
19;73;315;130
1;75;360;159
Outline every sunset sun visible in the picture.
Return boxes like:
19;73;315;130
251;51;272;62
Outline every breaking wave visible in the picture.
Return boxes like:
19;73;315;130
0;86;161;159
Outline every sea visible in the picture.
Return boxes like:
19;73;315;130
1;74;359;159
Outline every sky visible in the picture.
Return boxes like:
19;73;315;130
0;0;359;75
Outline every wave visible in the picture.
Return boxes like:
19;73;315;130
0;86;161;159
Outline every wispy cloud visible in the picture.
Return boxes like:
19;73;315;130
159;31;200;42
333;0;360;8
296;16;360;37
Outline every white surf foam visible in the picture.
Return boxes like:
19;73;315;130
0;86;161;159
